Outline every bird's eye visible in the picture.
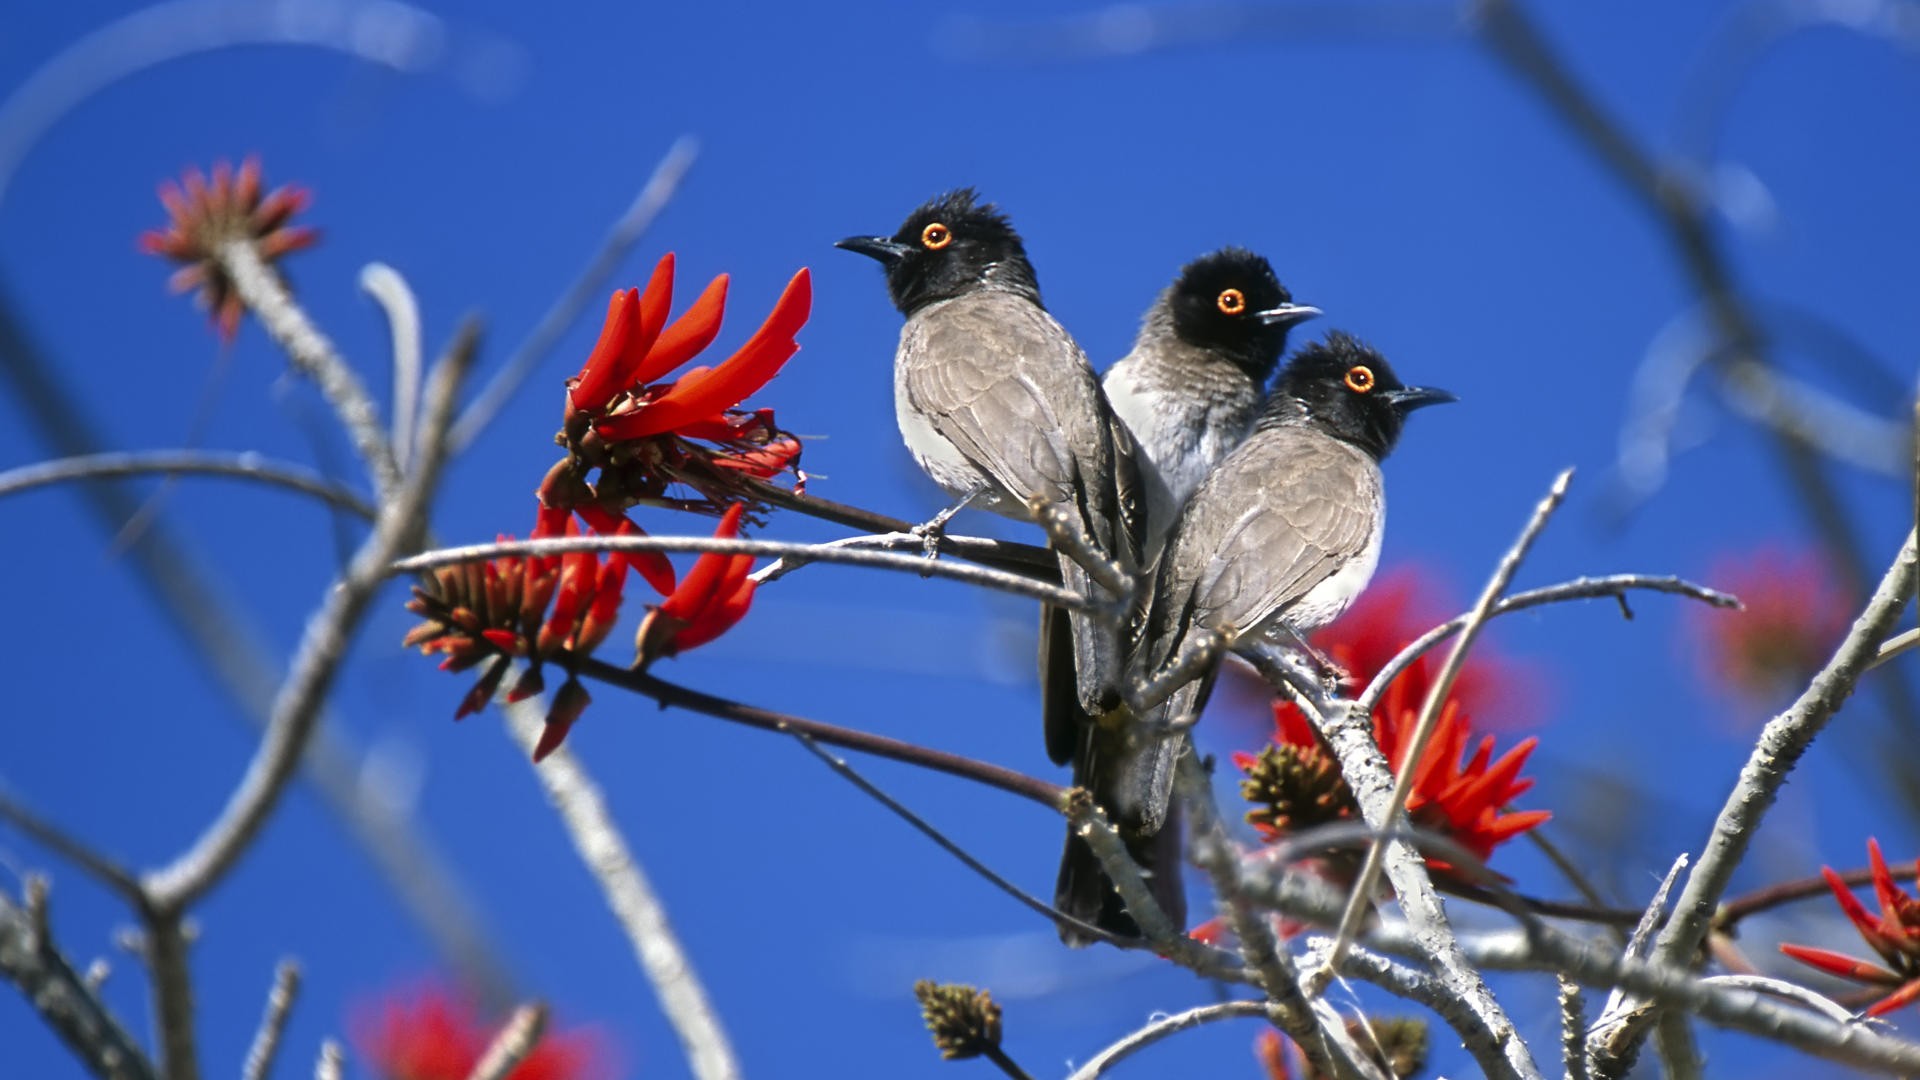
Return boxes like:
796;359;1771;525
1344;365;1376;393
921;223;952;250
1217;288;1246;315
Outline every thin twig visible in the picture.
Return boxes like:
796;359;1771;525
217;238;400;494
738;475;1057;574
394;532;1089;611
450;136;700;452
789;735;1149;954
0;792;143;902
0;450;377;520
1064;1000;1271;1080
502;698;740;1080
1561;977;1590;1080
313;1039;343;1080
577;658;1065;808
0;881;157;1080
359;263;423;473
1698;975;1859;1026
1320;472;1571;1061
1718;858;1920;928
0;290;516;1004
241;960;301;1080
1172;749;1377;1080
465;1002;548;1080
1589;529;1918;1065
144;321;475;909
1353;573;1738;718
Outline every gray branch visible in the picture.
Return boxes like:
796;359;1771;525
240;960;300;1080
1588;529;1917;1066
502;699;741;1080
0;880;155;1080
465;1001;548;1080
0;450;377;520
1064;1000;1271;1079
392;533;1092;611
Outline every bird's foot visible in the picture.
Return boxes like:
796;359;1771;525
911;488;983;568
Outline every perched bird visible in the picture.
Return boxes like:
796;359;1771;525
1058;332;1455;943
1050;248;1316;943
836;188;1140;731
1104;247;1319;559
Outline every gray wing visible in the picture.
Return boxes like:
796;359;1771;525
1145;429;1381;673
900;292;1118;551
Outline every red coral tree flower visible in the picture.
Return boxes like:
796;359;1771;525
1690;546;1850;704
632;502;759;669
1780;838;1920;1016
353;982;604;1080
543;253;812;530
139;156;318;341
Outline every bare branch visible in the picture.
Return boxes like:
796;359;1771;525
394;532;1092;611
577;657;1066;808
241;960;301;1080
502;698;741;1080
1589;528;1918;1063
451;136;700;452
1064;1000;1271;1080
359;263;424;473
790;735;1148;955
0;450;376;520
1698;975;1859;1026
465;1002;548;1080
145;321;475;909
1561;977;1590;1080
738;476;1057;575
1354;573;1738;719
0;791;142;902
0;881;156;1080
313;1039;343;1080
216;238;400;494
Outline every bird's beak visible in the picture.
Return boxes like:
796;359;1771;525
1253;303;1322;328
1382;386;1458;412
835;235;914;265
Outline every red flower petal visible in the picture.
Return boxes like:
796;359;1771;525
672;565;755;652
638;272;729;383
568;289;640;413
598;267;811;441
1866;978;1920;1016
616;253;676;388
573;504;677;596
1779;943;1903;984
658;503;746;621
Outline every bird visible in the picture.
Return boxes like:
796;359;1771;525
1104;247;1320;560
1048;248;1317;943
1059;331;1455;943
835;188;1142;743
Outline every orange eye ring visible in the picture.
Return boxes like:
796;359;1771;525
1344;365;1376;393
1217;288;1246;315
921;223;952;250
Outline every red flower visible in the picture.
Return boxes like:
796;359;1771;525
632;502;759;669
139;157;318;341
1242;652;1549;875
352;982;604;1080
1691;546;1850;704
1780;838;1920;1016
544;254;812;523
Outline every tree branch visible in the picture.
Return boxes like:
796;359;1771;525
0;879;156;1080
0;450;377;519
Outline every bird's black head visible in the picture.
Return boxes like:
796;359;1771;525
836;188;1041;317
1165;247;1319;380
1267;331;1455;460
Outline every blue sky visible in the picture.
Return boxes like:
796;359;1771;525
3;1;1918;1076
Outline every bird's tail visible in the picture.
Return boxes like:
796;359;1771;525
1049;682;1197;946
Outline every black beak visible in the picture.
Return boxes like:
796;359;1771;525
1254;303;1323;328
836;235;913;265
1382;386;1458;412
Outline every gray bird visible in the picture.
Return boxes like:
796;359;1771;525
1104;247;1319;560
1061;332;1454;943
1050;249;1317;942
837;189;1141;735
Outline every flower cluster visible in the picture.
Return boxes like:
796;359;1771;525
1690;546;1850;704
541;252;812;524
1779;838;1920;1016
1235;568;1549;877
1256;1017;1427;1080
140;157;318;341
404;504;766;760
400;252;808;759
353;983;602;1080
